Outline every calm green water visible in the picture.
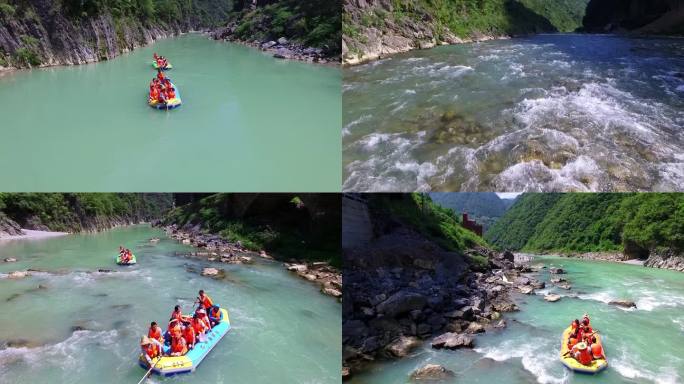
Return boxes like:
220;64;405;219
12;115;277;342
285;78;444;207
0;34;341;191
349;256;684;384
0;226;340;383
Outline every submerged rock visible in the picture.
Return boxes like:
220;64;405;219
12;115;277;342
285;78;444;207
549;267;565;274
3;257;17;263
544;294;561;302
410;364;455;381
201;267;225;279
7;271;29;279
609;300;637;309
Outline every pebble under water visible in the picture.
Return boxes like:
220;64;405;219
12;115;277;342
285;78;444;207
343;34;684;192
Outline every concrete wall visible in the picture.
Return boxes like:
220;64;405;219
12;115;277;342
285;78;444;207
342;194;373;250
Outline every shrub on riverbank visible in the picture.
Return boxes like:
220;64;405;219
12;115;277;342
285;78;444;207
369;193;488;254
228;0;341;53
163;194;341;267
0;193;172;232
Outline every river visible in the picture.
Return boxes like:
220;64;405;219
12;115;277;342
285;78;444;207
343;34;684;192
0;225;340;383
0;34;341;191
347;256;684;384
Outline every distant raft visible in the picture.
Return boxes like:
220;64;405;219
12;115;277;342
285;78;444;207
116;254;137;265
152;61;173;70
559;326;608;374
149;82;182;110
139;308;231;376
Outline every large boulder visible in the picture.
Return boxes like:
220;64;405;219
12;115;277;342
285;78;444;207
409;364;455;381
465;322;485;334
431;332;474;349
377;292;427;318
386;336;422;357
502;250;515;262
549;267;565;274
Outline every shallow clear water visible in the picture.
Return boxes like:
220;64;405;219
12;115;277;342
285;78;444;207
0;226;340;383
343;34;684;192
0;34;341;191
348;256;684;384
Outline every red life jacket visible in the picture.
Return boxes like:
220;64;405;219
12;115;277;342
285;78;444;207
193;318;207;335
577;348;593;365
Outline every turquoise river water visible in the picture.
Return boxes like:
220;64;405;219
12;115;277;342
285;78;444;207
349;256;684;384
0;225;340;383
0;34;341;191
343;34;684;192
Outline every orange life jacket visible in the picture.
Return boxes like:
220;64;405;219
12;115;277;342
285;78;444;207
148;326;162;341
183;326;196;345
171;310;183;323
193;318;207;335
157;72;165;81
200;294;213;309
166;88;176;99
171;336;187;354
144;343;160;358
210;308;221;321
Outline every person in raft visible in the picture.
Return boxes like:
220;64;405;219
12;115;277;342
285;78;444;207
182;320;196;350
119;246;132;263
140;336;163;366
567;314;604;364
148;321;164;344
198;290;214;310
196;308;212;330
208;305;222;327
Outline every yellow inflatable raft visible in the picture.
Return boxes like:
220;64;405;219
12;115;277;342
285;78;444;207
139;308;230;376
559;326;608;374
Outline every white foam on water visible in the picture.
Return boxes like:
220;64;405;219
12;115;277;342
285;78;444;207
475;338;568;384
612;345;681;384
342;114;372;137
492;156;601;192
404;89;416;95
0;330;118;374
676;85;684;92
672;317;684;332
479;54;500;61
344;132;437;192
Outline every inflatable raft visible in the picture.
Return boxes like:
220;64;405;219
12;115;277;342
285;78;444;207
152;62;173;70
559;326;608;374
116;254;137;265
149;82;182;110
139;308;231;376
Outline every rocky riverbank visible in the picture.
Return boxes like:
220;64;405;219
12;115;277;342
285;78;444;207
210;27;336;64
532;249;684;273
160;223;342;299
342;225;547;380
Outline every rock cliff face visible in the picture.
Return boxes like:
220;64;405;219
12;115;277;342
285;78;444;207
0;1;212;69
644;248;684;272
582;0;684;35
0;213;23;238
342;198;532;380
342;0;559;65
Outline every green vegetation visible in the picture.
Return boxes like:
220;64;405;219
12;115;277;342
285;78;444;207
369;193;487;266
230;0;341;54
346;0;590;45
429;192;515;231
486;193;684;256
0;193;172;232
163;194;341;267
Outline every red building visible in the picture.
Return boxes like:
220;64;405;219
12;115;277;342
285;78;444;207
461;213;483;237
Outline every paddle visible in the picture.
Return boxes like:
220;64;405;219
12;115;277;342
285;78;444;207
136;352;162;384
